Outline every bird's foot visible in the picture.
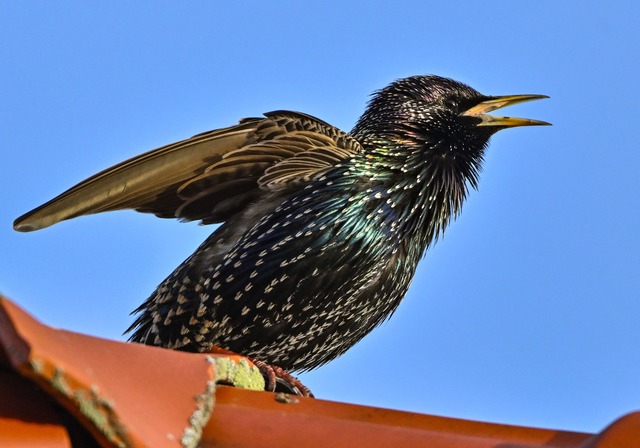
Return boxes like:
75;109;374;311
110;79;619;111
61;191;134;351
249;357;314;398
207;346;314;397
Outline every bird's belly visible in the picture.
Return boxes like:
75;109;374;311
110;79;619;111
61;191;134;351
207;246;406;371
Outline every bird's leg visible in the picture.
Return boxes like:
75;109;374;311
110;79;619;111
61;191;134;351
207;346;314;397
250;358;314;398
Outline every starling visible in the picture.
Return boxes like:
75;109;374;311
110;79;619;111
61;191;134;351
14;75;549;392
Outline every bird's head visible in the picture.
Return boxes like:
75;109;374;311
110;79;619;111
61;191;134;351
352;75;549;175
349;75;549;242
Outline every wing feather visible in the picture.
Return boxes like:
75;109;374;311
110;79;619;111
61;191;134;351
14;111;362;232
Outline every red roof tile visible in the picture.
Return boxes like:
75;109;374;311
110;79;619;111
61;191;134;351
0;295;638;448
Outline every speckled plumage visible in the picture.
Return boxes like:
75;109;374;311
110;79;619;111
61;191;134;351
14;75;549;373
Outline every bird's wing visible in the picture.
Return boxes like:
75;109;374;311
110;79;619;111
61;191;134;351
13;111;362;231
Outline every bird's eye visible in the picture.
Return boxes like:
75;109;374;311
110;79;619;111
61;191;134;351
444;97;459;110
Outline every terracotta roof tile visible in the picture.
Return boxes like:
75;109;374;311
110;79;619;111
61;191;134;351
0;295;638;448
0;372;71;447
0;296;263;447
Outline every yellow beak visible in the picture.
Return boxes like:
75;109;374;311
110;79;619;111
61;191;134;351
462;94;551;127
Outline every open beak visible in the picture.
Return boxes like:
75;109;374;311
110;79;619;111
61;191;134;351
462;94;551;127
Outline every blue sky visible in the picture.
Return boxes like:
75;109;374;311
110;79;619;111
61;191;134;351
2;2;639;433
